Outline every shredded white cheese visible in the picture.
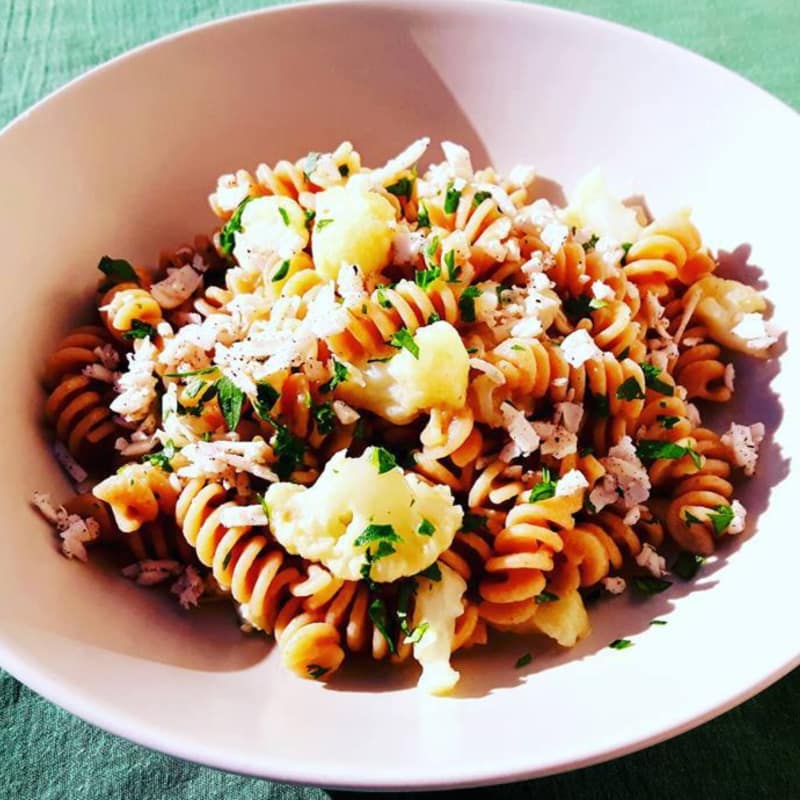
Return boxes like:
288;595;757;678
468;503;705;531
601;577;627;595
150;265;203;309
560;329;602;367
170;565;205;609
500;402;540;455
178;440;278;483
728;499;747;534
731;313;778;351
721;422;764;476
589;436;651;511
555;469;589;498
110;338;159;422
122;559;183;586
635;542;668;577
218;504;269;528
31;492;99;562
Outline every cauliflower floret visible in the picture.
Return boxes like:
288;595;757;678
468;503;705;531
233;196;309;270
264;448;462;582
312;185;396;280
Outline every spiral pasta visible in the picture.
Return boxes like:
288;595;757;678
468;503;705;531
33;138;774;694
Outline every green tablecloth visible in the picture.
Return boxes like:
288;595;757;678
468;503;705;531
2;1;798;797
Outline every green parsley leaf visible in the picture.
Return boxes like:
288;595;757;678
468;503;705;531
673;551;705;580
443;249;461;282
616;377;646;401
389;327;419;359
216;377;244;431
529;466;557;502
256;492;270;521
415;265;441;289
636;439;702;467
376;286;392;309
462;513;487;532
405;621;430;645
272;422;306;479
586;390;610;418
254;382;280;419
386;176;413;201
396;580;417;635
444;181;461;213
146;439;176;473
657;415;682;429
515;652;533;669
313;402;335;435
272;260;291;282
609;638;633;650
97;256;138;291
632;576;672;595
417;562;442;582
221;546;235;570
368;597;397;655
535;590;560;605
579;446;595;457
427;312;441;324
708;504;734;536
683;510;704;526
650;619;668;626
219;196;253;256
473;190;492;207
306;664;330;680
320;358;349;393
417;203;431;228
304;209;316;230
564;294;604;318
278;206;290;226
582;233;600;252
620;242;633;265
164;366;218;379
315;218;333;231
355;524;403;548
373;446;398;474
458;286;482;323
641;362;674;396
417;519;435;537
122;319;157;340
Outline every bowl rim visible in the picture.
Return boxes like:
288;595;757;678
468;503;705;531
2;0;798;790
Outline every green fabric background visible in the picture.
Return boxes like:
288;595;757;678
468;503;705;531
1;1;798;797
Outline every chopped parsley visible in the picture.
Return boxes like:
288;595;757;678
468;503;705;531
313;402;335;435
641;362;674;396
564;294;605;319
632;576;672;595
219;196;253;256
257;492;270;520
278;206;291;226
386;176;413;201
272;422;306;479
272;260;291;282
304;209;316;230
636;439;702;468
673;551;705;580
315;218;334;231
164;366;218;378
708;504;734;536
122;319;157;340
427;312;441;324
586;390;610;418
582;233;600;252
535;590;559;605
650;619;668;626
609;638;633;650
616;377;646;401
368;597;397;655
620;242;633;264
417;519;436;537
254;382;280;418
462;512;487;532
515;652;533;669
657;415;682;430
443;249;460;282
683;510;704;526
221;546;235;570
97;256;138;291
389;327;419;359
529;466;557;502
405;621;430;645
373;446;398;474
376;286;392;308
216;377;244;431
306;664;330;680
146;440;176;473
415;264;441;289
417;203;431;228
320;358;348;393
444;181;461;213
417;562;442;582
424;235;440;265
473;190;492;207
355;523;403;548
458;286;481;323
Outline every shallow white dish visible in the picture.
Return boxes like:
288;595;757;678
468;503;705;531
0;0;798;789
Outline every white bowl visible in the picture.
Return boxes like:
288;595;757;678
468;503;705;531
1;0;798;790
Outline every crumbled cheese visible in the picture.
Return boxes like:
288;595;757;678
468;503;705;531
122;559;183;586
595;236;623;268
623;505;642;526
472;182;517;216
555;468;589;498
441;141;473;180
158;328;212;375
337;263;369;307
150;265;203;309
728;499;747;534
602;577;627;595
52;442;88;484
635;542;668;578
170;565;205;609
367;137;430;189
685;403;701;427
307;152;345;187
82;363;118;384
532;421;577;459
500;402;540;455
332;400;360;425
178;440;279;483
110;338;159;422
541;222;569;253
31;492;100;562
721;422;764;476
591;281;615;302
723;363;735;392
391;225;426;265
211;171;253;213
219;504;269;528
731;313;778;351
508;163;536;188
589;436;651;511
560;329;602;367
93;343;120;369
554;401;583;434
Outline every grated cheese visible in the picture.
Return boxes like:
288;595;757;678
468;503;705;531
170;565;205;609
602;577;627;595
728;499;747;534
178;439;278;483
110;338;159;423
635;542;668;578
150;265;203;309
721;422;764;477
560;329;602;368
589;436;651;511
219;504;269;528
122;559;183;586
555;468;589;497
500;402;540;455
